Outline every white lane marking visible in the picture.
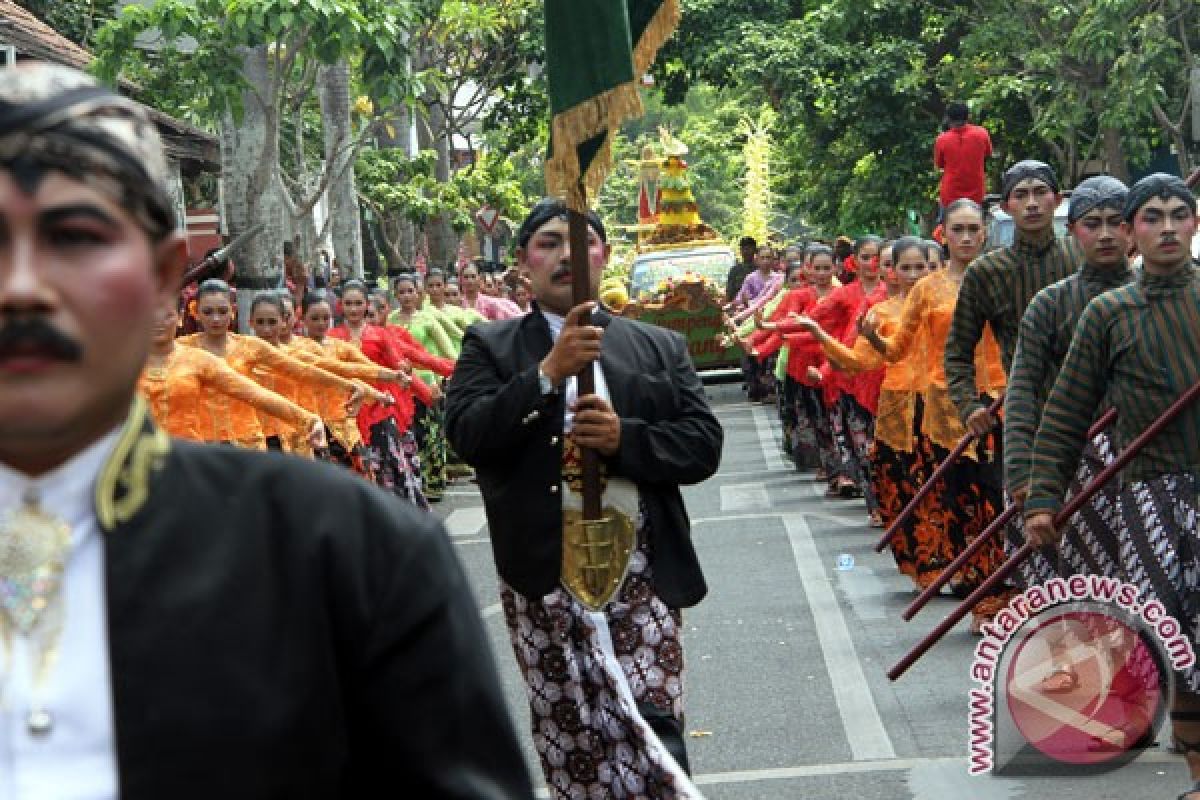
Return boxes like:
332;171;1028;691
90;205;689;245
481;602;502;618
452;537;490;546
719;482;771;512
692;512;784;526
784;513;896;761
708;468;783;479
535;749;1174;797
443;507;487;538
695;756;959;787
751;404;789;472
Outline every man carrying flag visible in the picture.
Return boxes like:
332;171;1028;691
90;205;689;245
447;2;722;798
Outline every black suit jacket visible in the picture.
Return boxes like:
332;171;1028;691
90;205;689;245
93;403;532;799
444;308;723;608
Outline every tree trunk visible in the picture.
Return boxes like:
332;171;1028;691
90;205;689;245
290;111;320;268
220;45;285;331
1102;126;1131;183
318;61;364;280
417;99;458;267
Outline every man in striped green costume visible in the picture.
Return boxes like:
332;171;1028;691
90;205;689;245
1003;175;1134;693
1026;174;1199;794
944;160;1083;437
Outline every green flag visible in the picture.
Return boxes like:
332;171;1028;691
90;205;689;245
544;0;680;209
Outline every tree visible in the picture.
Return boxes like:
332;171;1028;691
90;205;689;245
405;0;540;264
947;0;1197;182
355;148;528;270
93;0;414;304
654;0;1196;232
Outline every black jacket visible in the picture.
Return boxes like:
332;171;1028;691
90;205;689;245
444;308;723;608
94;403;533;799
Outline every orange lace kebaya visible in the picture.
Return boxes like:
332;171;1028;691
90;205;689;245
139;345;319;448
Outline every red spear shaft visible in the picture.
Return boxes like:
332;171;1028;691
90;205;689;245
874;393;1005;553
567;194;602;520
899;406;1119;621
888;379;1200;682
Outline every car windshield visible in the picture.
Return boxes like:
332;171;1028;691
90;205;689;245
628;247;735;299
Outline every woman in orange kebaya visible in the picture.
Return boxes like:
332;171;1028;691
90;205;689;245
247;291;394;456
863;219;1011;632
328;280;428;509
140;303;325;448
180;279;366;451
296;290;412;478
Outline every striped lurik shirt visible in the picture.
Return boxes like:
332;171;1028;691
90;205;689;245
1026;263;1200;516
944;226;1082;422
1003;261;1133;491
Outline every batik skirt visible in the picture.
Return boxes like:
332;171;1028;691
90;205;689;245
835;394;877;511
873;437;929;586
366;417;428;511
917;424;1013;619
412;398;447;501
1012;432;1125;588
777;376;798;460
499;526;699;799
317;422;376;481
872;395;944;589
792;383;835;473
1113;472;1200;693
743;353;775;402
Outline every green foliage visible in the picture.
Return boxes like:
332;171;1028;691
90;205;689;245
91;0;416;121
651;0;1196;233
13;0;117;48
356;147;529;267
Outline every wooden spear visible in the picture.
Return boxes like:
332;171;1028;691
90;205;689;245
568;189;603;519
888;379;1200;682
899;406;1119;621
874;393;1005;553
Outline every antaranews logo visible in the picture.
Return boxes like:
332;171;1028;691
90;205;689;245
967;574;1195;776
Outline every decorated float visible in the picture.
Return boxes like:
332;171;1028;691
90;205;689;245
619;130;741;371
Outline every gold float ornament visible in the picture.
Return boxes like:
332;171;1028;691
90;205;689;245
561;507;636;611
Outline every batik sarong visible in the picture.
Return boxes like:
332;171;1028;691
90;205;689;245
500;524;700;799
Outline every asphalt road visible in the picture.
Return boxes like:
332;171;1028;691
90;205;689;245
437;383;1187;799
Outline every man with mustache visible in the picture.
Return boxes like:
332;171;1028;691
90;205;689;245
1025;174;1200;796
944;159;1082;436
0;64;531;798
445;198;723;799
1003;176;1134;694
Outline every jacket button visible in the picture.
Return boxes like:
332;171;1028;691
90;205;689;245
550;485;559;493
550;436;559;445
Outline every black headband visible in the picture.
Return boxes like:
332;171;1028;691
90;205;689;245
0;82;176;239
1123;173;1197;222
517;197;607;249
1068;175;1128;223
1002;160;1059;201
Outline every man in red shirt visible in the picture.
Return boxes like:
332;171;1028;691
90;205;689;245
934;102;993;208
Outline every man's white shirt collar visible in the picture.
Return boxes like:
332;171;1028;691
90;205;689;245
0;427;123;536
